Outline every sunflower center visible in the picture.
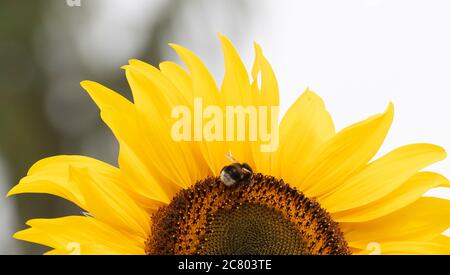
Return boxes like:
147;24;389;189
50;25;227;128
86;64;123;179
146;173;350;255
199;204;308;254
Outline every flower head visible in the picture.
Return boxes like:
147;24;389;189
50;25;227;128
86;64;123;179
8;35;450;255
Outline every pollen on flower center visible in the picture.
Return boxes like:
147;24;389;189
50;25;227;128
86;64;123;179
146;173;350;255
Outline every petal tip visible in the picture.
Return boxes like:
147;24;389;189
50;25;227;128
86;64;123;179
217;32;226;39
380;101;395;125
80;80;94;90
12;228;29;241
436;145;447;159
6;186;17;197
301;87;321;101
128;58;139;64
80;81;105;99
253;41;262;51
218;33;231;45
219;34;234;51
386;101;395;113
168;43;183;51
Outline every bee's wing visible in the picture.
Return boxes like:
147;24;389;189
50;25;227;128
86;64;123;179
241;167;252;174
225;152;238;163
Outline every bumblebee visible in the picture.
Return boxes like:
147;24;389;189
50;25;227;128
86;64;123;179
219;153;253;186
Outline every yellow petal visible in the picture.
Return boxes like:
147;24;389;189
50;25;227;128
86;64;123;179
159;61;194;106
68;166;150;238
354;235;450;255
250;42;279;174
323;144;447;212
9;155;153;235
251;42;279;107
125;61;209;184
302;103;394;197
170;43;226;175
44;249;70;255
274;89;335;185
81;80;172;203
123;66;202;189
127;59;189;107
14;216;145;255
342;197;450;246
159;61;211;181
117;143;170;208
218;34;254;166
169;43;220;105
333;172;450;222
219;34;252;106
8;155;122;208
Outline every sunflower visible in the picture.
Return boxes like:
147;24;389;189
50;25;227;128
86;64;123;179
8;35;450;255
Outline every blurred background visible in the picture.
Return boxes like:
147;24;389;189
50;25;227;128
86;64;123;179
1;0;449;254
